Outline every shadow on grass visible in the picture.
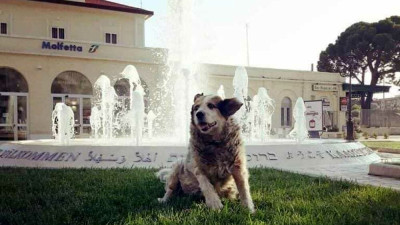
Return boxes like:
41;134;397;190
0;167;399;225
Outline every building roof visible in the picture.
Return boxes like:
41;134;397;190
28;0;154;17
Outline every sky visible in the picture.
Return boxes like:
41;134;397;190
114;0;400;97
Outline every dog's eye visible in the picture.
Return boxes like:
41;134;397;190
207;103;216;109
194;105;200;111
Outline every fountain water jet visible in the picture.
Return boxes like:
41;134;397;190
233;66;248;129
147;110;156;139
217;85;225;99
92;75;116;139
131;88;145;145
251;87;275;141
289;97;309;143
51;103;74;145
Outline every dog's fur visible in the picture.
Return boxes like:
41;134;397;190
157;94;255;213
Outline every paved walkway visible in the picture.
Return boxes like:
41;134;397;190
285;152;400;191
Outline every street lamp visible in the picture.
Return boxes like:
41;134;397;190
345;55;356;141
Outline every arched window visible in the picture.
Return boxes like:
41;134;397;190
51;71;93;136
114;78;130;97
281;97;292;127
0;67;28;92
113;78;150;113
0;67;29;140
51;71;92;95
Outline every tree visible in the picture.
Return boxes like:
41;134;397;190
317;16;400;110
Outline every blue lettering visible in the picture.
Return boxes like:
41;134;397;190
42;41;51;49
41;41;83;52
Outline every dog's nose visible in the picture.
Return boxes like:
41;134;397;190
196;111;205;120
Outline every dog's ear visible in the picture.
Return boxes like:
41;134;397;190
217;98;243;118
193;93;204;102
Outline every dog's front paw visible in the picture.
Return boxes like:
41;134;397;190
205;197;223;210
248;203;255;213
158;197;168;203
243;199;255;213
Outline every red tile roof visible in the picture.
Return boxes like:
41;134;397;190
29;0;154;17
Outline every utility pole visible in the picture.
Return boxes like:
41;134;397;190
246;23;250;67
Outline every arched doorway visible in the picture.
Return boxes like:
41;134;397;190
0;67;29;140
51;71;92;136
281;97;292;127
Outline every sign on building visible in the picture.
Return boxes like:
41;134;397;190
340;97;347;112
322;98;331;111
304;100;323;131
312;84;339;92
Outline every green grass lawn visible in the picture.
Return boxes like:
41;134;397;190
1;168;400;225
362;141;400;153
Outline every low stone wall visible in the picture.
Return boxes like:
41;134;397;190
369;163;400;179
360;127;400;135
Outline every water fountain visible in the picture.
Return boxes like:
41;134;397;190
89;66;147;145
232;66;248;129
251;87;275;141
92;75;116;139
0;0;380;170
288;97;309;143
51;103;75;145
217;85;225;99
147;110;156;139
131;88;145;145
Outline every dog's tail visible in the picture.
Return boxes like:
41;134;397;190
156;168;172;183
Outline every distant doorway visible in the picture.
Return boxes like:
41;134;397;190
281;97;292;127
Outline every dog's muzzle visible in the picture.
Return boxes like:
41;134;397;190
198;121;217;132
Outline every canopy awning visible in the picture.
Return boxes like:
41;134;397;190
342;83;391;94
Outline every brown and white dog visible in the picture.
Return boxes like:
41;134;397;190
157;93;255;213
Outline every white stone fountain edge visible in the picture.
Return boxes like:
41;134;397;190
0;142;380;169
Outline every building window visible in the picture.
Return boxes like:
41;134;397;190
105;33;110;43
105;33;117;44
1;23;7;35
52;27;65;39
0;67;29;93
281;97;292;127
112;34;117;44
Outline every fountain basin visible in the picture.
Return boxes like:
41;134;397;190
0;139;380;169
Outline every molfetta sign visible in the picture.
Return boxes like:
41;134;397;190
304;100;323;131
42;41;83;52
0;142;379;169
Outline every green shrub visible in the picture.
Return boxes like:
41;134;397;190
372;133;377;139
363;132;369;139
384;133;389;139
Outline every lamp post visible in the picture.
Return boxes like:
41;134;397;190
346;55;355;141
